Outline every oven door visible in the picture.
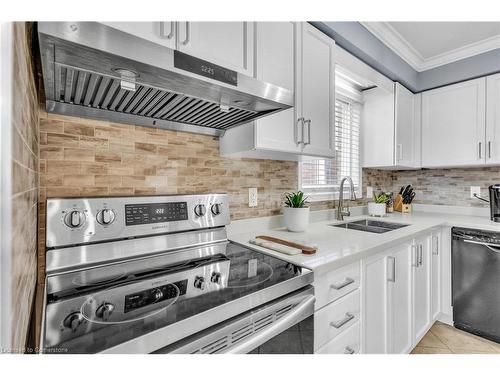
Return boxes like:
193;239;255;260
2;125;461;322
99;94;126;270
156;286;315;354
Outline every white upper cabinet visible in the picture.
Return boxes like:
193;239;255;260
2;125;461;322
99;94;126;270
252;22;298;154
297;22;335;157
362;86;395;168
100;22;177;49
421;77;486;167
362;82;420;169
486;73;500;164
220;22;335;160
101;22;254;76
177;22;254;76
395;83;420;168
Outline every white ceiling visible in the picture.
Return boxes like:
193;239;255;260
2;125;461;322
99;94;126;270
362;22;500;72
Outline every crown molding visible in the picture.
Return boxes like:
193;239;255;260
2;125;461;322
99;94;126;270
361;22;500;72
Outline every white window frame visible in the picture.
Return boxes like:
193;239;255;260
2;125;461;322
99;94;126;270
298;90;363;202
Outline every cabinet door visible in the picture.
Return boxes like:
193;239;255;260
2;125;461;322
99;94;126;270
388;244;413;354
254;22;299;153
421;77;486;167
431;232;441;321
395;82;417;168
177;22;254;76
412;236;432;344
100;22;177;49
486;73;500;164
361;86;395;167
362;251;390;354
298;23;335;157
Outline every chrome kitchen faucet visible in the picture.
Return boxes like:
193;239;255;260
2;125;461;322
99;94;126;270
336;177;357;221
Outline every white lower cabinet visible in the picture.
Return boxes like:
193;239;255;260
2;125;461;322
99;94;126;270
361;231;439;354
412;235;432;344
316;322;360;354
431;231;442;321
362;243;412;354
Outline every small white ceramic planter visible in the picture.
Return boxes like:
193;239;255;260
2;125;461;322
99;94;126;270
368;202;386;217
283;206;310;232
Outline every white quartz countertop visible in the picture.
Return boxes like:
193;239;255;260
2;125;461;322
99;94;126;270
228;210;500;274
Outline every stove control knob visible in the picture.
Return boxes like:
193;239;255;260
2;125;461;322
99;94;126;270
63;312;84;332
194;204;206;217
211;203;222;216
210;272;222;285
95;302;115;321
194;276;206;290
152;288;164;301
64;210;86;228
96;209;116;226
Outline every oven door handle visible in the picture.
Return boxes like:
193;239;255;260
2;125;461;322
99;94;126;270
224;295;316;354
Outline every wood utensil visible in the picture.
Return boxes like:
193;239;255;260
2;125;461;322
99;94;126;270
255;235;317;255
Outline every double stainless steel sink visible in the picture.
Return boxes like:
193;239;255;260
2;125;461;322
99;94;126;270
332;219;409;234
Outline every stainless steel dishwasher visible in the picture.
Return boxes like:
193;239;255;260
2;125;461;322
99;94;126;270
452;227;500;343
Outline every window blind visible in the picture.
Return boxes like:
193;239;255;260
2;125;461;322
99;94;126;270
301;94;361;195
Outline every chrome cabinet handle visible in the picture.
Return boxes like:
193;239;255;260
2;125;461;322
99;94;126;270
330;312;355;329
296;117;304;145
182;21;190;45
479;142;482;159
412;244;418;267
330;277;355;290
344;346;355;354
432;236;439;255
397;144;403;161
303;119;311;145
418;244;423;266
387;256;396;282
160;22;174;39
489;141;492;159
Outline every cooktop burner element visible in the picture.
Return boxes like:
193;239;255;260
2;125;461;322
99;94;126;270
42;194;313;353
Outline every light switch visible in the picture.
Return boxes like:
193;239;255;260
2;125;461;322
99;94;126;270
367;186;373;199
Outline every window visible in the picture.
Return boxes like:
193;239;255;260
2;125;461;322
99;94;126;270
300;72;362;201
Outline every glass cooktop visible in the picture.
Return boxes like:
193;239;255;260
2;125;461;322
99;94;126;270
44;242;312;353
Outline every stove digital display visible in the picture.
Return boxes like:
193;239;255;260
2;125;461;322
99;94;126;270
124;280;188;313
125;202;188;226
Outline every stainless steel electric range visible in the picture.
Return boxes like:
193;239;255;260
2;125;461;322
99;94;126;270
41;194;314;354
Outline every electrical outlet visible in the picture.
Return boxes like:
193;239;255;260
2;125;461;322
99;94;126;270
367;186;373;198
470;186;481;198
248;188;258;207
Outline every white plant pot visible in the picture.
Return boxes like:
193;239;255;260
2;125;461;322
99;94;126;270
368;202;386;217
283;206;310;232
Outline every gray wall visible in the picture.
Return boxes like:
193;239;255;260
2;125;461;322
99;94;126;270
312;21;500;92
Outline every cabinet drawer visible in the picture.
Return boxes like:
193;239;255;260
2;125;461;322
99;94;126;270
315;322;360;354
314;289;360;350
314;261;360;309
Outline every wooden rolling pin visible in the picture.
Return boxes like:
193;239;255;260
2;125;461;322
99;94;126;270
255;235;317;255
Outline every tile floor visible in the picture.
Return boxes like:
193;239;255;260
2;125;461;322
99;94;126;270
411;321;500;354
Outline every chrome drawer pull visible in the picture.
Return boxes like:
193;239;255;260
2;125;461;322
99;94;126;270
330;277;355;290
330;312;355;329
344;346;355;354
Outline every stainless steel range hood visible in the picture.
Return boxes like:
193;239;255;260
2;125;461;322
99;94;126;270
37;22;293;136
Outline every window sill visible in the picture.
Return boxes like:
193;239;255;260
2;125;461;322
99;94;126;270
304;191;363;203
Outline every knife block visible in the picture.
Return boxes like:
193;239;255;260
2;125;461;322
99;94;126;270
394;194;403;212
394;194;412;213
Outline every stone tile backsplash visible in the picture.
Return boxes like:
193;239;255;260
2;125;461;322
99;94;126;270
10;22;39;352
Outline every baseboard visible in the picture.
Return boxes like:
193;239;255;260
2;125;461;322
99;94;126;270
437;313;453;326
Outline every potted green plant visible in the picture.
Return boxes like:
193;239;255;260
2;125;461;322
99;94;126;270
368;192;389;217
283;191;310;232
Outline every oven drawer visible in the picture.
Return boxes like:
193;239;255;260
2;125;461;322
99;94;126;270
315;322;360;354
314;289;360;350
314;261;360;309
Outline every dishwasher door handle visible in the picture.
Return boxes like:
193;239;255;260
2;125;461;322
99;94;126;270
463;239;500;254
